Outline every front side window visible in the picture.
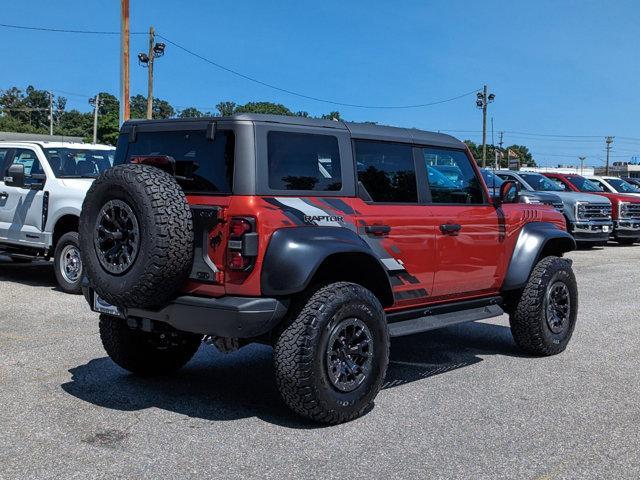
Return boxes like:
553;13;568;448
355;141;417;203
43;148;115;178
11;149;43;185
588;178;612;192
423;148;484;204
607;178;640;193
120;129;235;194
566;176;602;192
267;131;341;191
520;173;564;192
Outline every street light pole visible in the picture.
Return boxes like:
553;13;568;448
578;156;586;175
138;27;165;120
476;85;495;167
119;0;130;126
90;94;101;144
605;136;614;176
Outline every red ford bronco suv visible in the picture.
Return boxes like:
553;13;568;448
79;115;578;424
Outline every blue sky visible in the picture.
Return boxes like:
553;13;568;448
1;0;639;166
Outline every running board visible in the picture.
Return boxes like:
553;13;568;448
387;299;504;338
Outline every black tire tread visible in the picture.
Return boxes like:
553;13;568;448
99;314;201;375
80;164;193;308
274;282;389;424
53;231;82;294
510;256;577;356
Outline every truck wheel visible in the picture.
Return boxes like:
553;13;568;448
616;238;638;246
99;314;201;375
79;164;193;308
274;282;389;424
510;256;578;356
53;231;83;294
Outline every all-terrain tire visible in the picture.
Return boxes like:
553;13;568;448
616;237;638;246
99;314;201;375
53;231;83;294
79;164;193;308
274;282;389;424
510;256;578;356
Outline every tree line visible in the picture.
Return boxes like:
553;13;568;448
0;84;535;167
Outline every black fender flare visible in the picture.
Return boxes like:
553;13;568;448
502;222;576;291
260;226;393;304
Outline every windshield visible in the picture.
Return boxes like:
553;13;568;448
607;178;640;193
520;173;565;191
567;176;603;192
480;169;504;189
44;148;115;178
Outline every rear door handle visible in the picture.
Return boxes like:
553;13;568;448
0;192;7;200
365;225;391;236
440;223;462;235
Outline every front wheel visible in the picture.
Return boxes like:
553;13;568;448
274;282;389;424
53;231;83;294
510;256;578;356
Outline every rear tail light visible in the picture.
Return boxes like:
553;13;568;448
227;217;258;271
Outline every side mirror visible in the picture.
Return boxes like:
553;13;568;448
496;180;520;206
4;164;25;188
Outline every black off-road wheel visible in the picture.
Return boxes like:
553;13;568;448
274;282;389;424
510;256;578;356
53;231;83;294
99;314;201;375
79;164;193;308
616;237;638;246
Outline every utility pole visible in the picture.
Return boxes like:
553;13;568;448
578;156;586;175
498;131;504;169
49;91;53;136
89;94;101;144
476;85;495;167
605;136;614;175
138;26;165;120
119;0;130;126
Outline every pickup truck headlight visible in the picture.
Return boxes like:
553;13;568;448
619;201;630;219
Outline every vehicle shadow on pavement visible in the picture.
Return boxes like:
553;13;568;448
61;321;520;429
0;258;57;288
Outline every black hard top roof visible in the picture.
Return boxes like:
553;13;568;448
121;113;465;149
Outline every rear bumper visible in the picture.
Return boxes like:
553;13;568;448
84;287;288;338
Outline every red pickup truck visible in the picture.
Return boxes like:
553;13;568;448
544;173;640;245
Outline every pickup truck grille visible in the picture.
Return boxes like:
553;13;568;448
620;202;640;219
578;203;612;220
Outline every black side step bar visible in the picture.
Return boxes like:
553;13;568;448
387;296;504;338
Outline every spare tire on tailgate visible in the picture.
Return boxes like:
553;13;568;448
79;164;194;308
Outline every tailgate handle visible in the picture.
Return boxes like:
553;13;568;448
365;225;391;236
189;205;221;283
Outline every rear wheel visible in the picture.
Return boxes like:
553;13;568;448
510;256;578;356
99;314;201;375
53;231;83;294
274;282;389;424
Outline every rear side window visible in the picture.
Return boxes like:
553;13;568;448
267;131;342;191
355;140;417;203
120;129;235;194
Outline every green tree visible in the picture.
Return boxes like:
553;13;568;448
129;94;175;119
178;107;205;118
234;101;293;116
320;111;342;121
216;101;236;116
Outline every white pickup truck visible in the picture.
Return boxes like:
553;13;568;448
0;141;115;293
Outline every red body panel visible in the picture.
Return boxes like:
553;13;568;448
181;192;566;313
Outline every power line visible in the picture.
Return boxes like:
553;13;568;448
156;33;480;109
0;22;145;35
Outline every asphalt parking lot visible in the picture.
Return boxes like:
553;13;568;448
1;245;639;480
